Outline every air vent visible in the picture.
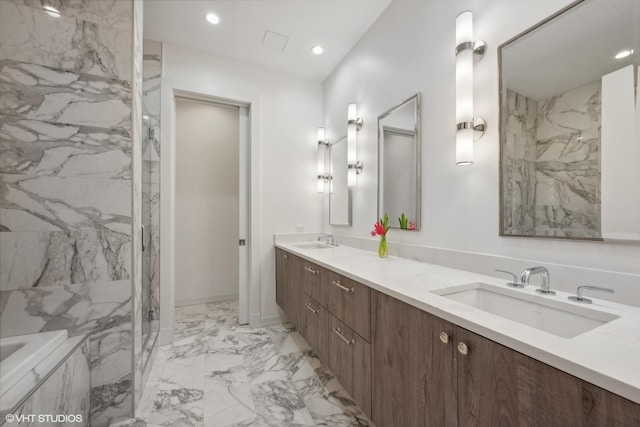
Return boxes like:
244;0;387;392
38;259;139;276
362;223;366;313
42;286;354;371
262;30;289;51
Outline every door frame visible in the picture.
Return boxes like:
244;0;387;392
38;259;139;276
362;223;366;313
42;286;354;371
160;87;261;343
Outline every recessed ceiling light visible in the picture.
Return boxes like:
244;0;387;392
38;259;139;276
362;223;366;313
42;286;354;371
311;45;324;55
142;115;150;121
614;49;633;59
43;5;61;17
206;13;220;25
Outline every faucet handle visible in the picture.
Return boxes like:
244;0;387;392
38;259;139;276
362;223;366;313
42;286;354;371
568;285;614;304
495;269;524;288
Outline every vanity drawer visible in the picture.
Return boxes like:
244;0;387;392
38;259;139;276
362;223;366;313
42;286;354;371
328;315;372;418
301;260;328;308
301;294;329;364
327;271;370;341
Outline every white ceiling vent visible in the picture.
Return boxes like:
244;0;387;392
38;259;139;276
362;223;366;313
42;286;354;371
262;30;289;51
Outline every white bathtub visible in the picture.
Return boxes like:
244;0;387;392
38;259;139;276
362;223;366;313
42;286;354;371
0;330;68;395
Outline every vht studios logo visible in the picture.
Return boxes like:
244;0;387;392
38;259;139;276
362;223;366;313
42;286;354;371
5;414;83;423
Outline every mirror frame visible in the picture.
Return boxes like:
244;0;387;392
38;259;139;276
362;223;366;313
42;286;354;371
497;0;639;244
377;93;422;231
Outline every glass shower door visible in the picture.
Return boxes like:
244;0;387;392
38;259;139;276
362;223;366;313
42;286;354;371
141;40;162;369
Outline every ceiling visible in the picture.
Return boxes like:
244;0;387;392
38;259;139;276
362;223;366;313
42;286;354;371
143;0;393;82
502;0;639;100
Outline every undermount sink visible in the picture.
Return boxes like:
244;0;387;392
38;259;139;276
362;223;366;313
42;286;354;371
294;242;333;250
432;283;619;338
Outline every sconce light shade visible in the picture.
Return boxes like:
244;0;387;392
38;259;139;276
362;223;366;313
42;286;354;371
455;11;486;166
347;103;364;187
317;127;330;193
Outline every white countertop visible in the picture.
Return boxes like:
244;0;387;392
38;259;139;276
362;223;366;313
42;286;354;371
275;237;640;404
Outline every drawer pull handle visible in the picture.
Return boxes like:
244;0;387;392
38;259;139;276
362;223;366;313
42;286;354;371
305;303;319;314
439;332;449;344
457;342;469;355
304;266;319;275
333;327;355;345
332;280;354;293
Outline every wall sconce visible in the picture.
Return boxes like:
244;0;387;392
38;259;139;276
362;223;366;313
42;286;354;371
317;127;331;192
455;11;486;166
347;103;364;187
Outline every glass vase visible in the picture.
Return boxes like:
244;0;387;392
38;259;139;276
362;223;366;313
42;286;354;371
378;234;388;258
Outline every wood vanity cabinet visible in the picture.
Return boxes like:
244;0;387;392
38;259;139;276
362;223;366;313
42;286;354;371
276;249;640;427
275;248;304;328
456;327;640;426
301;259;328;307
372;289;640;427
327;271;371;341
329;315;372;417
302;294;329;363
371;290;457;427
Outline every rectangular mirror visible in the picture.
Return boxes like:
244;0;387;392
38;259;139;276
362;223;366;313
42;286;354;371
499;0;640;242
330;136;351;225
378;93;421;230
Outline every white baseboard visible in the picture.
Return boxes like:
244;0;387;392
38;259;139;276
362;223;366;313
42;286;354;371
159;327;173;346
175;293;239;307
249;312;261;328
260;314;284;327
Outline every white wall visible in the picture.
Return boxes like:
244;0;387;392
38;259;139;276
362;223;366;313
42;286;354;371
323;1;640;296
161;44;323;336
175;98;240;306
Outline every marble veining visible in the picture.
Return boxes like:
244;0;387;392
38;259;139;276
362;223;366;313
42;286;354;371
4;0;132;31
502;81;601;238
0;0;136;424
0;1;132;81
0;229;132;290
137;301;373;427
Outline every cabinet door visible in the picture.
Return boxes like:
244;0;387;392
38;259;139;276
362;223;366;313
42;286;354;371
275;249;289;314
285;253;304;329
302;294;329;364
301;260;327;308
327;271;370;341
456;327;640;426
371;290;457;427
328;315;372;418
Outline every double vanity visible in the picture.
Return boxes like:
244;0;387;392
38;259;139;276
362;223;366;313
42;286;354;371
274;236;640;426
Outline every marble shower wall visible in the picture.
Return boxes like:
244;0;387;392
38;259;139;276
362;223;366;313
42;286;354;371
503;80;601;238
0;0;136;425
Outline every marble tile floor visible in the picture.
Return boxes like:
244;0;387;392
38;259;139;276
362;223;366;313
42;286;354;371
135;300;374;427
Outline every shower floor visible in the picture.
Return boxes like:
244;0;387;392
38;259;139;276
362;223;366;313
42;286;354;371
136;300;373;426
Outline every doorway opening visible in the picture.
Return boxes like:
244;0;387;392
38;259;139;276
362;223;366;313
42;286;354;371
173;95;250;325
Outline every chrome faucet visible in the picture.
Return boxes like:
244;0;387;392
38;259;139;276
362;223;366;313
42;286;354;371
318;233;337;246
520;266;555;295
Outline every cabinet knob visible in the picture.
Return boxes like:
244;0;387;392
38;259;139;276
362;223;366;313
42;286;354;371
457;342;469;355
439;332;449;344
283;254;288;260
